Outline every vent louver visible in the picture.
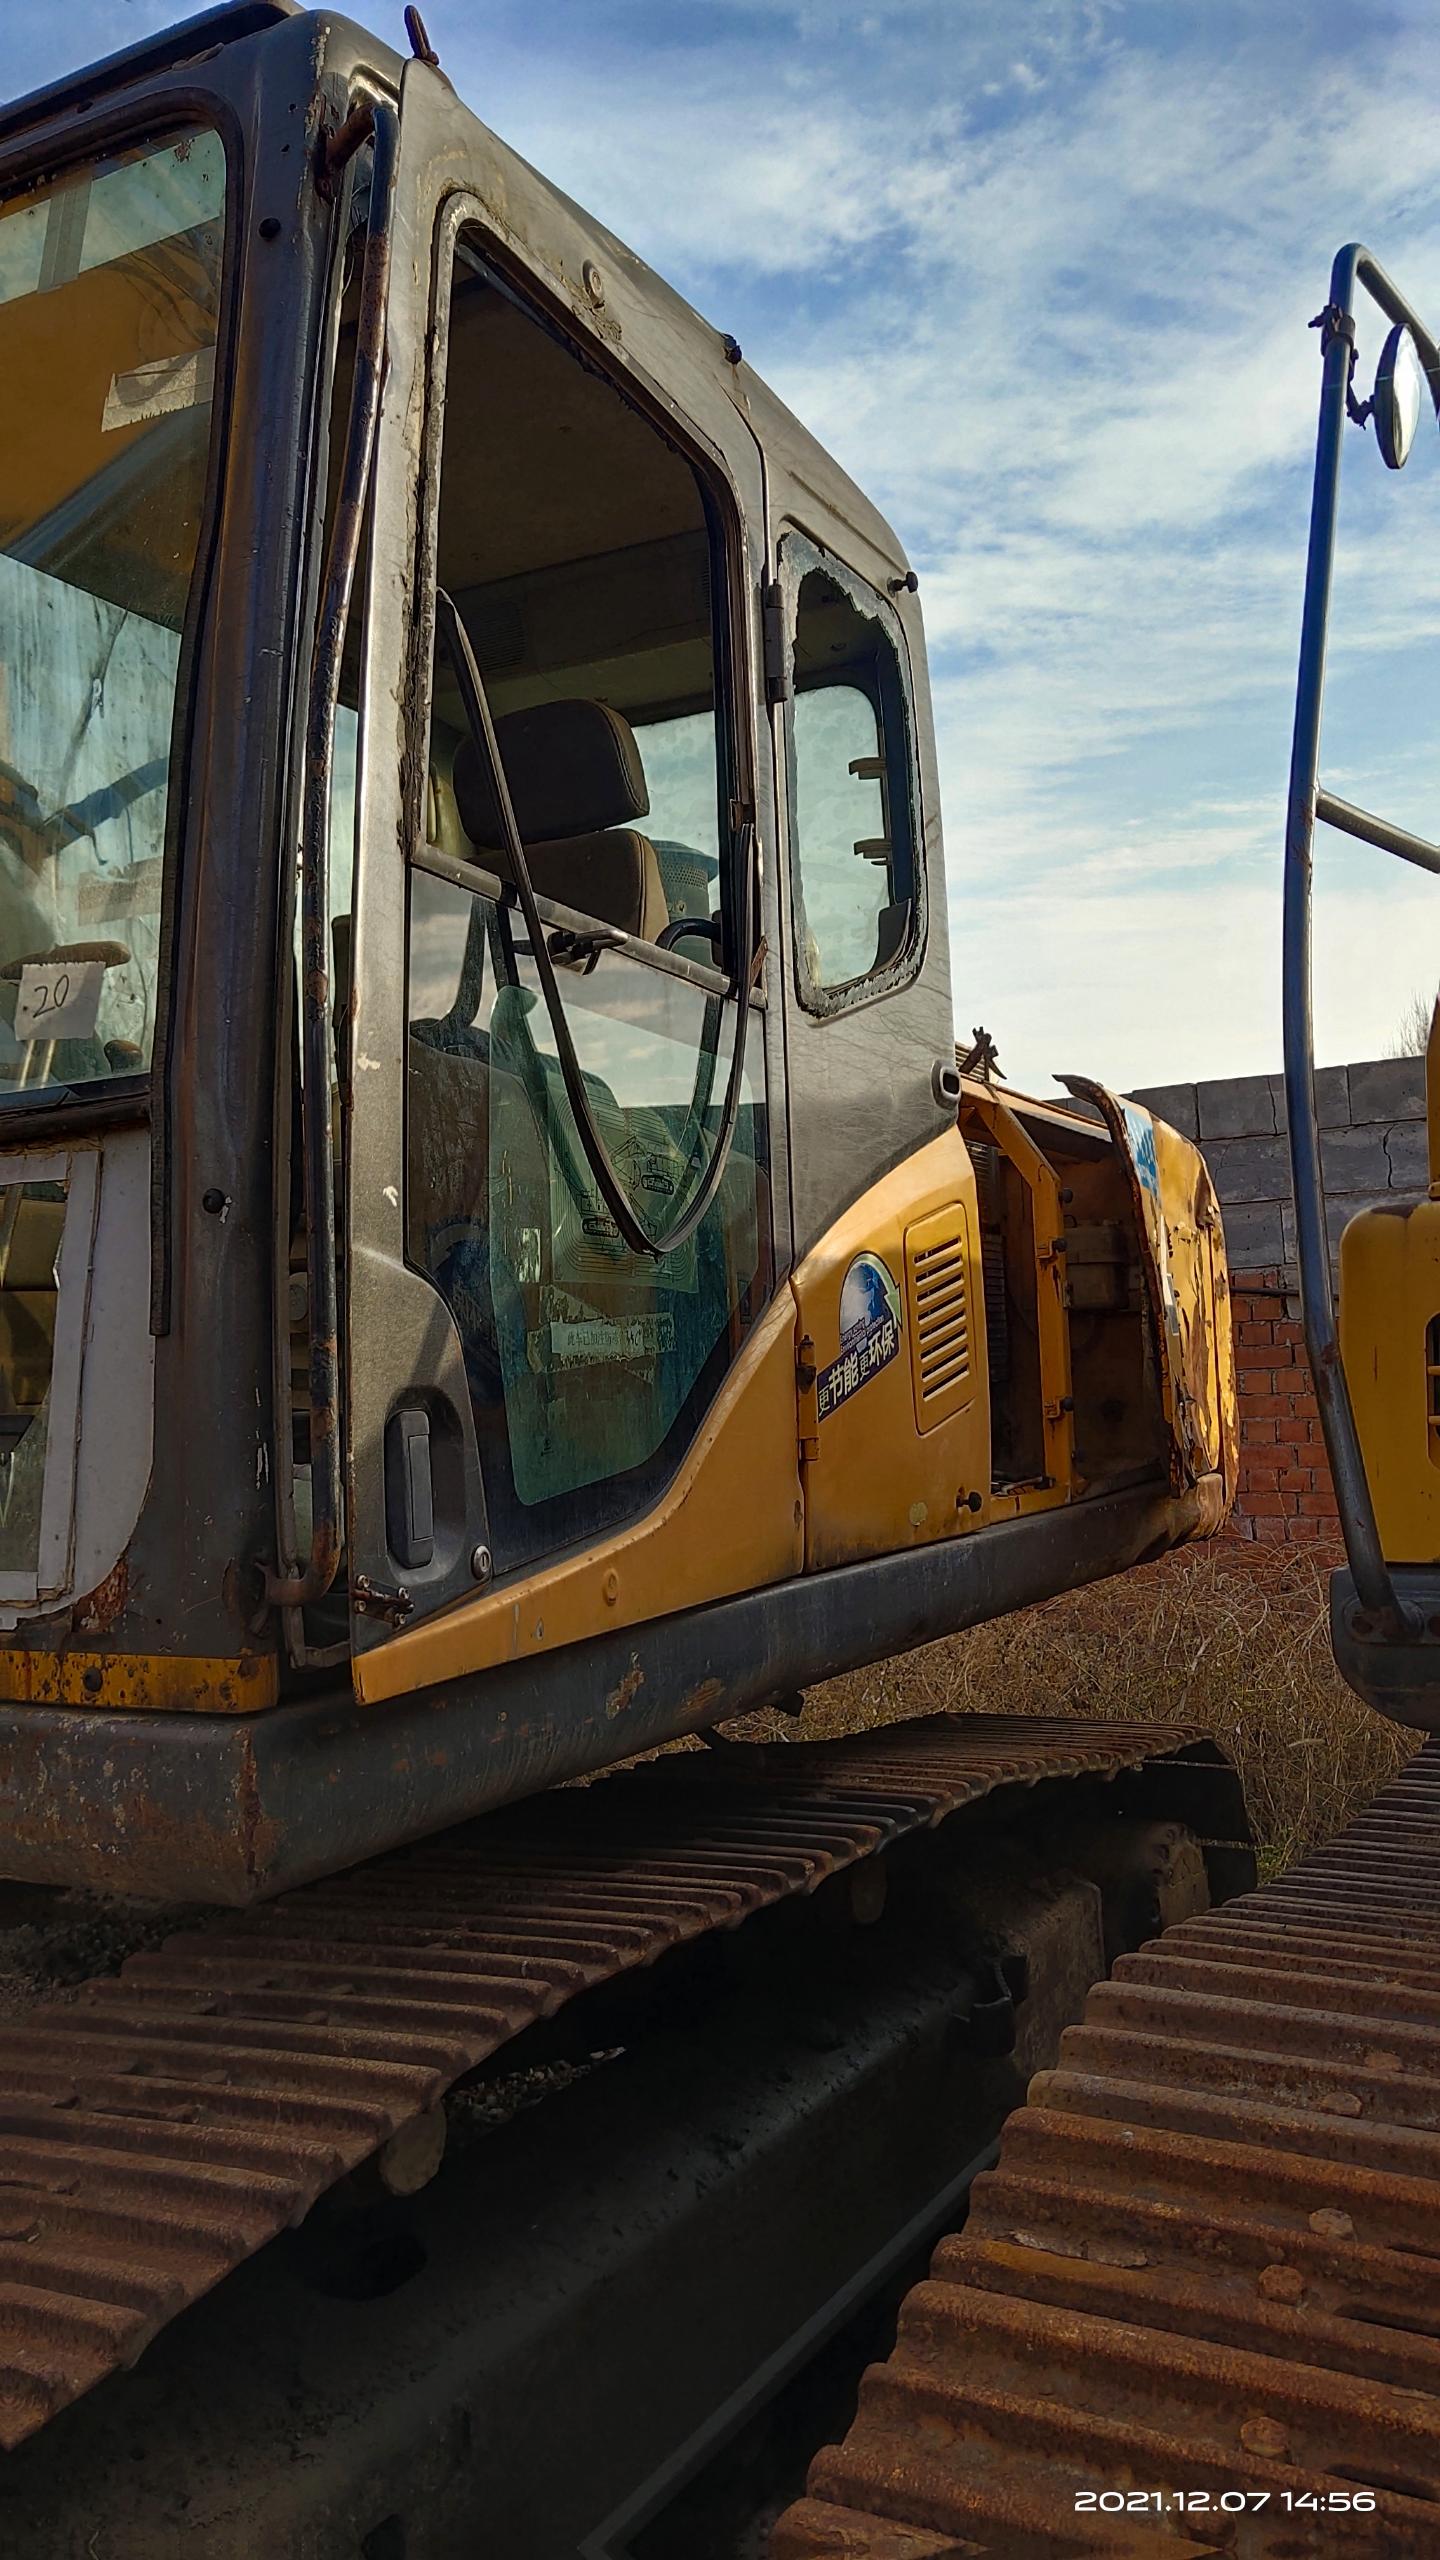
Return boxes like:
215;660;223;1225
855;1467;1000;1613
904;1206;976;1432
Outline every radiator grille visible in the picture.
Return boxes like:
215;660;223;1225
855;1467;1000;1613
905;1207;975;1431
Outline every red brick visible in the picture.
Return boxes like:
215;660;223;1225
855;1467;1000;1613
1253;1515;1288;1543
1275;1416;1310;1444
1237;1318;1274;1345
1242;1454;1286;1482
1243;1491;1288;1517
1244;1393;1287;1419
1299;1492;1339;1518
1285;1515;1329;1541
1244;1418;1279;1446
1235;1346;1278;1377
1276;1471;1314;1495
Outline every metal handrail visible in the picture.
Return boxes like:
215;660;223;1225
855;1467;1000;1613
1283;242;1440;1636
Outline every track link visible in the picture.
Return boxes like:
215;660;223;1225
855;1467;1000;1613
0;1713;1237;2453
775;1738;1440;2558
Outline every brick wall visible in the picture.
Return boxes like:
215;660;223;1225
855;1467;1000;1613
1131;1058;1429;1544
1224;1269;1334;1543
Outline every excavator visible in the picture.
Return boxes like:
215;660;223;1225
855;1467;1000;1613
0;4;1425;2553
0;0;1237;1922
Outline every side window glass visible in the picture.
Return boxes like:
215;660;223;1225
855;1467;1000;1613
785;546;922;1008
0;129;227;1099
406;865;769;1575
402;232;773;1578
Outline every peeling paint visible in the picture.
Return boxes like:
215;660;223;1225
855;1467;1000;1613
605;1658;644;1718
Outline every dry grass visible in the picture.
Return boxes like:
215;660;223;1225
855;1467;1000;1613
733;1541;1418;1877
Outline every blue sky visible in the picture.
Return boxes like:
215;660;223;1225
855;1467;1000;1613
5;0;1440;1092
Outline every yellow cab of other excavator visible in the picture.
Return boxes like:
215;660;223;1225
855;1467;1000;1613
1338;1004;1440;1577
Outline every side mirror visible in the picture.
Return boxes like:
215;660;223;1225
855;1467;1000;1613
1373;320;1425;469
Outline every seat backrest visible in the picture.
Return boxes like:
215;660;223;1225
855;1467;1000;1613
451;697;669;941
521;828;670;942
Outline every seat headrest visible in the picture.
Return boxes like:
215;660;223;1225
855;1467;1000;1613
453;698;650;850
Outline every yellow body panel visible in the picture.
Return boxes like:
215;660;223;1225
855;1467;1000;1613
356;1090;1237;1706
1340;1197;1440;1565
0;1650;278;1713
1150;1112;1235;1493
359;1129;999;1701
794;1128;992;1572
355;1286;804;1703
1061;1076;1235;1518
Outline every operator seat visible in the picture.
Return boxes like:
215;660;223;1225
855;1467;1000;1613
410;698;670;1405
451;696;669;941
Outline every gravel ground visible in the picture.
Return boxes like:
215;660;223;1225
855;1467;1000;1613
0;1882;205;2018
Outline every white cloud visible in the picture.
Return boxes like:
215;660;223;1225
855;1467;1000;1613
6;0;1439;1099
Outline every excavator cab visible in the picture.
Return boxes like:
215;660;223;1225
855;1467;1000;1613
0;3;1234;1902
1284;247;1440;1728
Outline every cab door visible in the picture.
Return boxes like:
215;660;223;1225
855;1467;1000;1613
341;61;785;1659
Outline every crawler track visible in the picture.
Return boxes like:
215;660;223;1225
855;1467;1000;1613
776;1738;1440;2559
0;1712;1235;2453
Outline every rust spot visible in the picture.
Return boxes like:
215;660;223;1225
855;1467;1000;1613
71;1560;128;1636
604;1659;644;1720
680;1677;724;1724
237;1730;277;1894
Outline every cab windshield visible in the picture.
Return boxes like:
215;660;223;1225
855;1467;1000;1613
0;126;226;1099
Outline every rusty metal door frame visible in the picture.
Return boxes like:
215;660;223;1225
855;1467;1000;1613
341;57;783;1658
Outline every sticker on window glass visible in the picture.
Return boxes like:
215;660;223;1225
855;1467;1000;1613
77;858;163;923
14;959;105;1043
102;344;215;433
817;1251;903;1421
